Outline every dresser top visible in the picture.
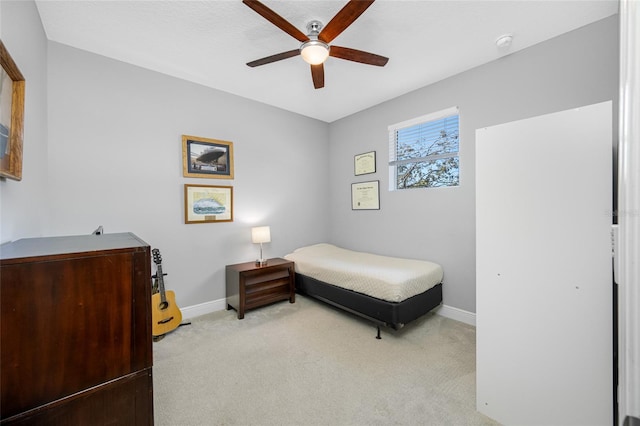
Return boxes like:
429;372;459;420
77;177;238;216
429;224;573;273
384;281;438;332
0;232;148;262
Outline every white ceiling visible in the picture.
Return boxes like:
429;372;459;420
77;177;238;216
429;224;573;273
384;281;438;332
35;0;618;123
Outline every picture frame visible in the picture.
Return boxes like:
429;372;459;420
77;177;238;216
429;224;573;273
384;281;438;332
184;184;233;224
0;40;25;181
354;151;376;176
182;135;234;179
352;180;380;210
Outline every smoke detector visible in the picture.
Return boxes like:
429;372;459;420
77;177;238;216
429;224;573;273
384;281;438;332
495;34;513;49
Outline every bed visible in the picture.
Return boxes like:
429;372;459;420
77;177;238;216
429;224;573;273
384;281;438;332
283;244;443;338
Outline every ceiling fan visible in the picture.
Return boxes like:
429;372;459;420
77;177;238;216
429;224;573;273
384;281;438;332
243;0;389;89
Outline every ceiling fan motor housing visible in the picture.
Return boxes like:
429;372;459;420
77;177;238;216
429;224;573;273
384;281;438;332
306;20;323;36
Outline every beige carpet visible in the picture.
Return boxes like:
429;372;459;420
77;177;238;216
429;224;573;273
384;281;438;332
153;295;499;426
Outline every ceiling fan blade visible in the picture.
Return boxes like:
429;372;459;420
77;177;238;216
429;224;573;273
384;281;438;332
247;49;300;67
330;45;388;66
243;0;309;43
318;0;375;44
311;64;325;89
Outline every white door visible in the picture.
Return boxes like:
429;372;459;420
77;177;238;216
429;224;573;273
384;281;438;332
476;101;613;425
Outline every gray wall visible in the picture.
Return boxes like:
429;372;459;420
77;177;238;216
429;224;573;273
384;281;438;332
0;1;48;242
44;42;329;307
328;16;619;313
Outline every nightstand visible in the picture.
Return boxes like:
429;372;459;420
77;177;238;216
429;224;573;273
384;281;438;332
225;258;295;319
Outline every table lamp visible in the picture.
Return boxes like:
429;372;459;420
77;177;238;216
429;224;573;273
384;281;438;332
251;226;271;266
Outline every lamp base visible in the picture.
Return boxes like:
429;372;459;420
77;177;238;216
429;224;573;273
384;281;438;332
256;258;268;266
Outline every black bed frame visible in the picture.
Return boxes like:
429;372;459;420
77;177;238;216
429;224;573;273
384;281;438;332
295;273;443;339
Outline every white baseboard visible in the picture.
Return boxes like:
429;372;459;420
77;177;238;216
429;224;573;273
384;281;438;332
181;298;226;320
182;298;476;327
435;304;476;326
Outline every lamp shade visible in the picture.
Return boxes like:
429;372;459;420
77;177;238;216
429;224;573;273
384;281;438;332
251;226;271;244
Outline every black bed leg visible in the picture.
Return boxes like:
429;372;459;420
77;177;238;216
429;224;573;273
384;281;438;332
376;325;381;340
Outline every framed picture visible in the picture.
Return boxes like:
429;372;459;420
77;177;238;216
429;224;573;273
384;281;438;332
0;40;25;181
352;180;380;210
184;184;233;224
354;151;376;176
182;135;234;179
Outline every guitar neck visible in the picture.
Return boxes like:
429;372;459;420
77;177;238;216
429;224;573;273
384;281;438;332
156;264;167;304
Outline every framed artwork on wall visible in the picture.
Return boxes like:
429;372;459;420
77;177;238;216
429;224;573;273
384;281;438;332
352;180;380;210
0;40;25;181
182;135;234;179
184;184;233;224
354;151;376;176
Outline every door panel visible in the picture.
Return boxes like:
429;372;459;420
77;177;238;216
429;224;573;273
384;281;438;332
476;101;613;425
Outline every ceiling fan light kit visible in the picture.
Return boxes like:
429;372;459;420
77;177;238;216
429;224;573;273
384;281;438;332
300;40;330;65
243;0;388;89
300;20;329;65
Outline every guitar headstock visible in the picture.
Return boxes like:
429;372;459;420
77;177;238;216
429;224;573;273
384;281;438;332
152;248;162;265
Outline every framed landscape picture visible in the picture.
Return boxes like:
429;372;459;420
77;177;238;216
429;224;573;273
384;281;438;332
182;135;234;179
184;184;233;224
0;40;25;181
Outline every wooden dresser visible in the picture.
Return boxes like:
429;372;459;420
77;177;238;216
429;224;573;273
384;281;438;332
0;233;153;425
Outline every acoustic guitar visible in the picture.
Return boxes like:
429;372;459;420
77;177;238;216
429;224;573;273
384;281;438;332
151;248;183;337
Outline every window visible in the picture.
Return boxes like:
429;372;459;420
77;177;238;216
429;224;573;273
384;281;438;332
388;107;459;190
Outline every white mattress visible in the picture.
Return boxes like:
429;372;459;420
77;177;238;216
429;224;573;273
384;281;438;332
284;243;443;303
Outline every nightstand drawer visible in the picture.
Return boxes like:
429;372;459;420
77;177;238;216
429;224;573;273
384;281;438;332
244;267;290;286
245;282;290;308
246;277;290;294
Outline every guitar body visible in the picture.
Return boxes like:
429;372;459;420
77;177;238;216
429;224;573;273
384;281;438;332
151;290;182;337
150;248;183;337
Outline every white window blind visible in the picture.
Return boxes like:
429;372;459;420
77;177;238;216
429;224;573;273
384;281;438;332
388;106;460;190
